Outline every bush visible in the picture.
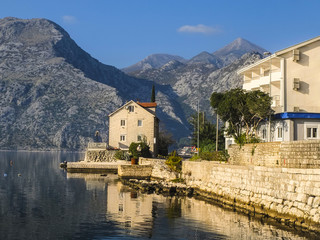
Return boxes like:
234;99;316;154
189;150;229;162
165;151;182;172
235;133;261;147
201;143;216;153
114;150;130;161
129;142;151;159
200;150;229;162
189;154;201;161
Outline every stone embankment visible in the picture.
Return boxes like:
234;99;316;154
181;161;320;231
67;140;320;232
228;140;320;168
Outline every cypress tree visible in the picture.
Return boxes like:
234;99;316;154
151;84;155;102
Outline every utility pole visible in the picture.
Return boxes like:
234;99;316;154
264;51;272;142
216;114;219;152
197;100;200;155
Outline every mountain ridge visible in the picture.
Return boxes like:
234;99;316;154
0;17;190;150
123;37;267;73
122;54;186;74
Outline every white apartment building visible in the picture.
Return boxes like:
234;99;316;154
236;36;320;144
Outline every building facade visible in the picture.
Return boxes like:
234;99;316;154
236;36;320;144
108;100;159;157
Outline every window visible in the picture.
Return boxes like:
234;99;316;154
262;129;267;139
120;135;126;141
264;69;270;76
120;119;126;126
277;127;283;139
138;120;143;126
128;106;134;112
137;135;142;141
307;127;317;139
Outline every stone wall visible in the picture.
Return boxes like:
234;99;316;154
118;165;153;180
228;140;320;168
139;157;178;180
84;150;116;162
182;161;320;230
280;140;320;168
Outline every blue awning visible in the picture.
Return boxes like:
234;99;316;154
274;112;320;119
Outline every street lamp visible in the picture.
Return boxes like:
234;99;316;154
264;51;272;142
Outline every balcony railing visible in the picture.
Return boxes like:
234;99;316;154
243;70;281;91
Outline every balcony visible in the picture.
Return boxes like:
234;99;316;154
243;70;281;91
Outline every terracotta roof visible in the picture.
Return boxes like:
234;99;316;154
137;102;157;108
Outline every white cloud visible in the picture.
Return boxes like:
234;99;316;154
177;24;220;34
62;15;77;24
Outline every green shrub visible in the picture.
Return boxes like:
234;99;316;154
235;133;261;147
200;150;229;162
201;143;216;153
129;142;151;159
165;151;182;172
189;154;201;161
114;150;130;160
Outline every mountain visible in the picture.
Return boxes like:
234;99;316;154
122;54;186;73
212;37;267;66
187;51;223;68
132;52;263;120
127;38;266;120
125;38;266;73
0;17;190;150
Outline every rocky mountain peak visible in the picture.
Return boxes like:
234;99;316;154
187;51;223;67
0;17;66;46
122;53;186;73
213;37;266;58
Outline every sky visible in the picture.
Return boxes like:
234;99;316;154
1;0;320;69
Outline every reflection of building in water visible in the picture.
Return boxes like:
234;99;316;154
106;181;154;231
67;173;118;191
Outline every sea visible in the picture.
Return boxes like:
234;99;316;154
0;151;316;240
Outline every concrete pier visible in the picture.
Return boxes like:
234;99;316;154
67;161;128;173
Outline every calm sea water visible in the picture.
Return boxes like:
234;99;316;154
0;151;316;240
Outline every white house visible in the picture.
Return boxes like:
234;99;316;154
108;100;159;157
235;36;320;145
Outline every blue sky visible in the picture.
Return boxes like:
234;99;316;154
1;0;320;68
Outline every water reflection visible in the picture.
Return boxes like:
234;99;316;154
0;151;315;239
70;172;313;240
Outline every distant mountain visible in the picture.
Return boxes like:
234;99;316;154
132;52;263;119
122;54;186;73
125;38;266;73
0;17;190;150
212;37;267;66
127;38;266;120
187;51;223;68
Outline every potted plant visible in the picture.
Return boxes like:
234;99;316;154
129;142;141;165
129;142;151;165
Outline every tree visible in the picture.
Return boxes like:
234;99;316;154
210;88;273;144
151;84;155;102
158;130;175;156
188;112;225;151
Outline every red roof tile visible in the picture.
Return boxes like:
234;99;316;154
137;102;157;108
